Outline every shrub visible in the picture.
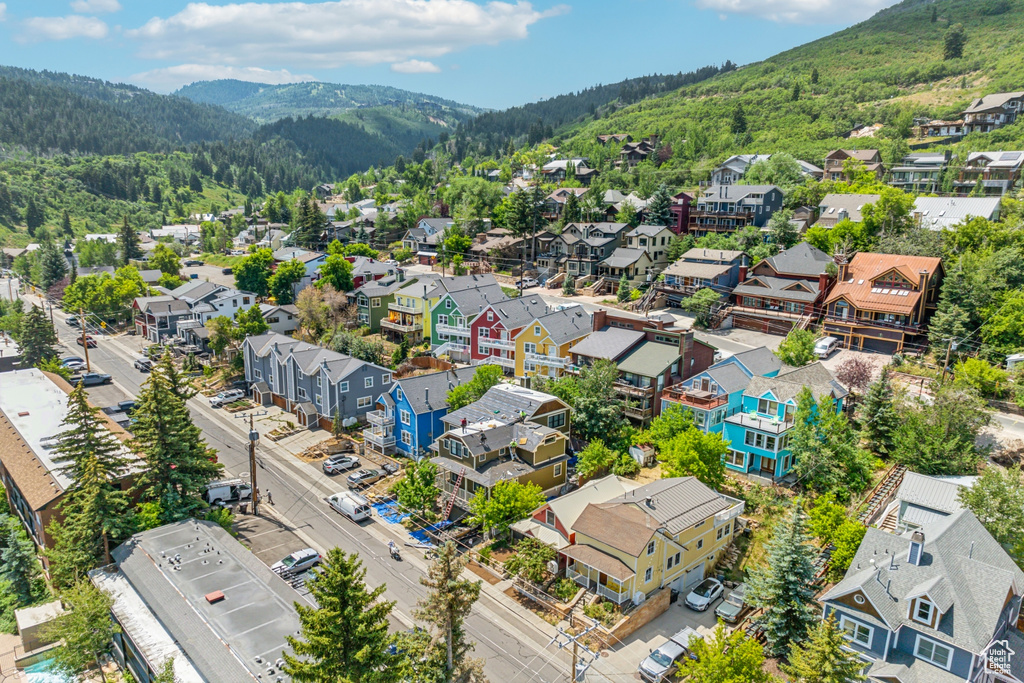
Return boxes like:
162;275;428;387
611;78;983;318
551;578;579;603
611;453;640;477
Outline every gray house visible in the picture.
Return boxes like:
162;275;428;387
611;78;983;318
662;248;749;299
688;185;784;236
243;332;394;429
821;509;1024;683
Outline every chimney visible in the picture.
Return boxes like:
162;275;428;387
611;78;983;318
738;265;748;282
424;388;429;405
819;271;829;293
908;531;924;565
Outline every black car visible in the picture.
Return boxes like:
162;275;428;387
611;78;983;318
221;267;233;275
184;259;204;267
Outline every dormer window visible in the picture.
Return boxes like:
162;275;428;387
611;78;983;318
914;598;934;625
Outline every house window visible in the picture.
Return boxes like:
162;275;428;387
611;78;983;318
396;387;403;402
479;327;490;338
401;431;411;446
696;538;703;550
644;567;653;583
297;388;308;399
744;432;766;449
383;373;391;384
545;509;555;526
765;435;777;451
647;541;656;556
297;370;304;381
840;616;873;647
487;311;494;321
547;412;566;429
340;381;349;393
357;396;372;409
254;370;262;379
534;326;541;336
717;527;725;541
438;315;448;326
315;394;321;405
914;636;952;669
667;552;680;569
554;463;562;477
371;298;381;308
694;411;705;427
446;299;453;309
914;599;934;625
726;450;745;467
757;398;779;416
243;297;250;305
400;410;411;425
365;377;373;388
317;375;322;388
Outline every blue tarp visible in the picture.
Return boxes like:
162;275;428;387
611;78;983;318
372;500;409;525
408;520;454;546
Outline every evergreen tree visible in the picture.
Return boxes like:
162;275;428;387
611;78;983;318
810;67;819;84
746;502;818;657
646;184;674;226
39;241;68;290
561;191;581;225
50;385;133;577
416;541;484;682
61;209;73;238
784;614;867;683
130;353;223;522
616;273;632;303
3;523;36;604
117;215;142;265
943;23;966;60
861;366;900;456
283;548;398;682
19;304;59;367
24;196;44;235
562;275;575;296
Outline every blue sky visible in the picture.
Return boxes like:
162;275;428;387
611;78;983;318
0;0;901;109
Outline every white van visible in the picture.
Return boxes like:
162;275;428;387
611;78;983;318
814;336;841;359
203;478;252;505
328;491;372;522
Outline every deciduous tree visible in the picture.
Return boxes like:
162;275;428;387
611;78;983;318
446;365;503;411
660;427;728;489
319;254;354;292
393;460;440;518
784;614;867;683
234;248;274;298
269;258;306;304
958;465;1024;565
43;581;119;679
775;328;817;367
504;537;555;584
677;625;770;683
469;480;544;538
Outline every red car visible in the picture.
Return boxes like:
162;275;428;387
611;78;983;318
76;335;97;348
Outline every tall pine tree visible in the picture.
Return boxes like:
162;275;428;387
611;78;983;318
130;353;222;522
19;305;58;367
283;548;398;682
61;209;73;238
645;183;674;226
39;241;68;290
24;196;44;235
50;385;133;579
3;523;37;604
861;366;900;456
117;215;142;266
746;501;818;657
784;614;867;683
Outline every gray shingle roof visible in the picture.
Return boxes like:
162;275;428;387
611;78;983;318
246;332;388;381
744;362;847;403
663;261;734;280
626;224;670;238
616;341;681;378
823;510;1024;654
423;274;500;299
733;275;821;302
532;306;592;346
963;91;1024;114
680;248;746;262
442;383;567;428
431;450;568;488
486;296;550;330
723;346;784;377
760;242;832;277
815;193;881;224
611;477;738;535
699;184;780;201
569;327;644;361
442;283;509;316
393;367;477;415
600;247;648;269
700;363;754;395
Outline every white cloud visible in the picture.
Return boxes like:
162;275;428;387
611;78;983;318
127;0;568;68
131;64;316;92
0;4;7;22
69;0;122;14
391;59;441;74
19;15;108;42
693;0;898;24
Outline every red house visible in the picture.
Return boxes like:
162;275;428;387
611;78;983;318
668;191;694;235
469;296;550;370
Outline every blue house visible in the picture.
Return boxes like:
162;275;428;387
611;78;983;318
720;362;847;480
660;346;783;433
821;510;1024;683
364;367;476;459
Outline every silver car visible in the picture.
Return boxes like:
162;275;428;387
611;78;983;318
209;389;246;407
684;578;724;611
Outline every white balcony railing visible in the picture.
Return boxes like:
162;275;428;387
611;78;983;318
436;323;472;337
567;566;589;588
381;319;422;333
363;428;395;447
597;583;631;604
388;302;420;314
526;352;566;368
366;410;394;427
479;337;515;350
446;343;470;353
176;319;202;331
480;355;515;368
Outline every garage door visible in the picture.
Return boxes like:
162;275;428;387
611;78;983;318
861;337;899;354
676;563;705;592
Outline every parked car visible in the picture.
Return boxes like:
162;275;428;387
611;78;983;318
74;372;112;387
684;578;724;611
328;491;371;522
61;355;85;367
322;454;360;475
65;315;80;327
203;478;252;505
517;277;539;289
714;583;750;624
347;469;385;489
637;627;701;682
134;357;154;372
814;336;841;359
271;548;322;575
183;259;204;267
209;389;246;407
76;335;97;348
116;400;137;415
221;267;233;275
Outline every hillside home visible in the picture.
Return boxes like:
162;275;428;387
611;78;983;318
661;248;749;301
541;158;598;185
872;471;975;534
363;367;475;458
291;251;327;279
918;119;964;138
562;222;631;280
660;346;784;434
667;191;695;235
889;152;949;193
962;90;1024;134
430;282;509;362
731;242;835;334
349;256;399;289
721;363;847;481
821;510;1024;683
912;196;1002;231
132;296;193;343
813;193;881;228
470;296;550;370
597;134;632;145
711;154;823;186
620;138;658;167
624;224;675;273
259;304;299;336
597;248;656;287
429;384;572;511
400;218;451;255
243;332;393;429
823;252;944;354
469;226;532;263
688;185;784;236
562;478;744;604
514;306;592;382
823;149;884;181
189;289;258;324
543;188;589;219
350;276;418;333
954;151;1024;196
511;475;641;554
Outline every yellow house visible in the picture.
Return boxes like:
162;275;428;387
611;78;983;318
514;306;591;381
561;477;744;604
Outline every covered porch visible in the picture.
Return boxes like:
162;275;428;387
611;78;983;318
561;544;635;605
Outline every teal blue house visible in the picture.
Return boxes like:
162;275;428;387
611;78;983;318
720;363;847;481
660;346;784;433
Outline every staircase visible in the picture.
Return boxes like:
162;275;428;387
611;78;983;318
708;304;733;330
629;286;660;314
443;467;466;520
857;464;907;526
545;272;566;289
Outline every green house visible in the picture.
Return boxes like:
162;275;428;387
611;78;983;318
351;276;419;333
429;282;508;362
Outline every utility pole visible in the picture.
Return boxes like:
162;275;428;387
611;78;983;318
80;307;90;372
235;411;267;515
547;624;601;682
941;337;957;383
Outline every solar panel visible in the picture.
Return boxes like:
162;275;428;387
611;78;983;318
871;288;881;293
1000;152;1021;161
881;289;891;295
